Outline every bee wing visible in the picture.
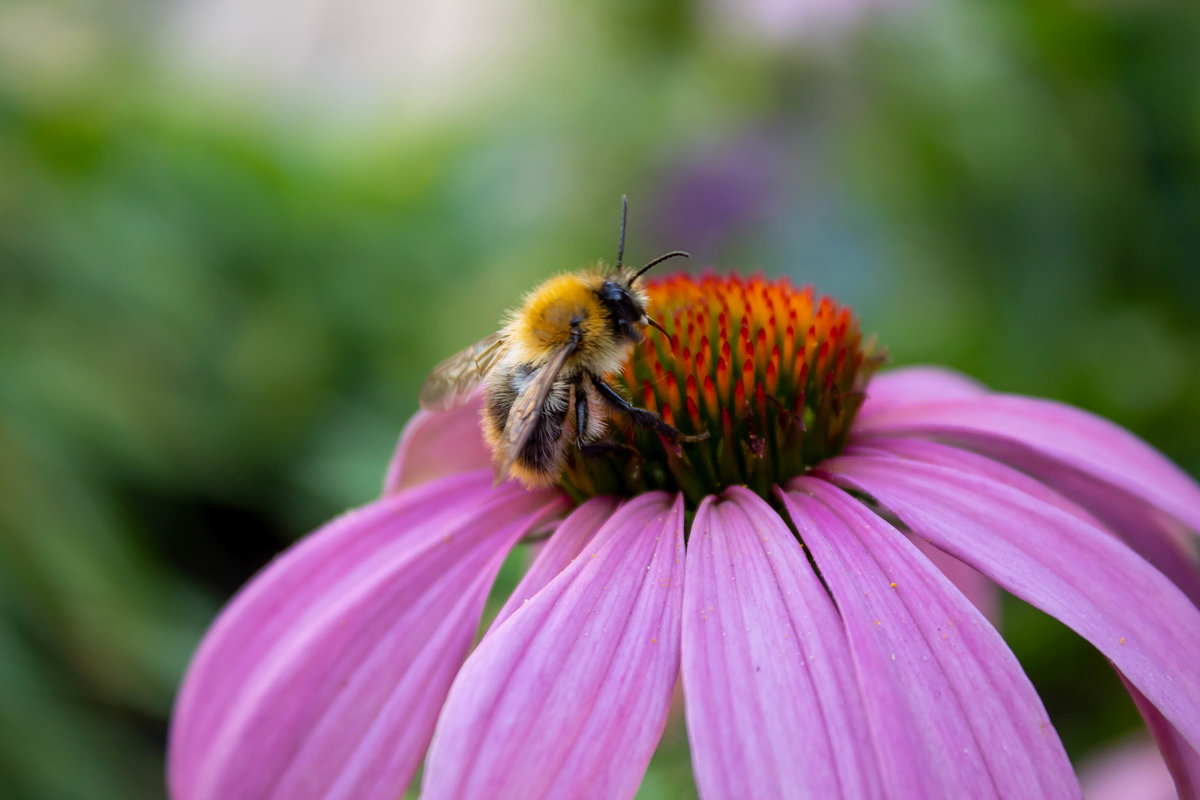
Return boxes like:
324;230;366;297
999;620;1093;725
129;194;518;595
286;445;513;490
494;340;575;484
419;332;508;411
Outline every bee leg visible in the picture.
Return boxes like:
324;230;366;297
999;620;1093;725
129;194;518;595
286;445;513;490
590;376;709;443
579;441;642;460
575;379;589;448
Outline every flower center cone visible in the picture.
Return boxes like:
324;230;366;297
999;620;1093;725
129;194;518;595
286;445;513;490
560;272;884;507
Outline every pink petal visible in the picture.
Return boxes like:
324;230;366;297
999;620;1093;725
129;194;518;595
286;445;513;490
681;487;881;799
491;496;619;630
824;452;1200;752
783;479;1080;798
169;470;565;800
383;394;492;494
908;536;1002;626
858;440;1200;789
846;438;1105;524
848;436;1109;626
854;437;1200;606
1013;460;1200;607
851;393;1200;536
856;366;987;422
422;493;685;800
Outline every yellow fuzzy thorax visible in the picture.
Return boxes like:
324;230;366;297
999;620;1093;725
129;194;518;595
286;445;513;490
506;270;631;376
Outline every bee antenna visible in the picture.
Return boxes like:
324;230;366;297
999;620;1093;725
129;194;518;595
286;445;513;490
615;194;629;272
632;250;690;282
646;316;670;337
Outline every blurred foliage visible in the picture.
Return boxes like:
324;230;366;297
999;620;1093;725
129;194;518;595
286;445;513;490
1;0;1198;797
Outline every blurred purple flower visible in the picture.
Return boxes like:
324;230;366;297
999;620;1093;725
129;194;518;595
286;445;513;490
168;274;1200;799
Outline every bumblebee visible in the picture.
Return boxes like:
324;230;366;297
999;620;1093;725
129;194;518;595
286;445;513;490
419;198;704;487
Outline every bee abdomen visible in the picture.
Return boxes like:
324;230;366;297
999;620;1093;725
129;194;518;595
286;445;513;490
483;362;571;486
512;403;568;482
483;367;521;441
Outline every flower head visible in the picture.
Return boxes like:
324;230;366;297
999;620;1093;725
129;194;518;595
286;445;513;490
563;273;880;505
169;273;1200;799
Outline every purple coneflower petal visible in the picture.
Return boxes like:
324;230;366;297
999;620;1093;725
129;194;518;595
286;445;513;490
855;366;987;421
835;442;1200;793
169;470;564;800
383;394;491;493
851;392;1200;536
1008;463;1200;606
856;395;1200;605
907;537;1001;625
681;487;881;799
491;496;619;630
853;437;1200;605
825;450;1200;752
783;479;1080;798
845;438;1103;524
422;493;685;800
848;440;1004;621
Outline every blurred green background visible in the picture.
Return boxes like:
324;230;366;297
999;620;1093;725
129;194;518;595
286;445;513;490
2;0;1198;797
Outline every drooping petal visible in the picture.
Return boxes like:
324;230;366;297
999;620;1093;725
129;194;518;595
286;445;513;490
851;441;1200;794
422;493;685;800
782;479;1080;798
846;443;1005;623
169;470;565;800
681;487;881;800
1011;460;1200;607
855;366;987;422
908;536;1002;625
846;438;1104;525
383;395;492;493
851;392;1200;536
852;437;1200;605
491;496;619;630
824;452;1200;752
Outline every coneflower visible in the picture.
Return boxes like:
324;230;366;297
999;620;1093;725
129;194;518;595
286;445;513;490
168;273;1200;799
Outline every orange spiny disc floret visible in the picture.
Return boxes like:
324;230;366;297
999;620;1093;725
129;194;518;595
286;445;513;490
557;272;884;507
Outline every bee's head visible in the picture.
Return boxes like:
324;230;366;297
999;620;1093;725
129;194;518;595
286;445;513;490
597;278;650;344
604;195;689;343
